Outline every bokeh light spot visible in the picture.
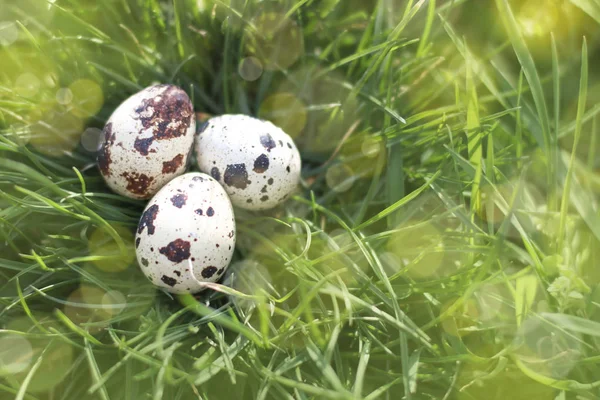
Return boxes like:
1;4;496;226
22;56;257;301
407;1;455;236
440;298;479;337
474;285;505;322
330;229;353;249
102;290;127;316
340;133;387;178
361;136;382;158
517;1;558;38
9;123;31;146
245;12;303;70
457;359;555;400
0;21;18;46
88;223;135;272
238;56;263;81
326;163;355;193
6;315;75;394
64;286;113;333
478;183;514;224
81;127;103;152
56;87;73;105
24;340;73;393
0;334;33;376
69;79;104;118
224;260;273;313
43;72;58;88
259;92;307;138
380;252;402;276
386;221;445;279
29;106;84;156
15;72;41;98
514;316;582;379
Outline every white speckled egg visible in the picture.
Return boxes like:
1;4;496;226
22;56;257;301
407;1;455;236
98;84;195;199
135;172;236;294
195;114;301;210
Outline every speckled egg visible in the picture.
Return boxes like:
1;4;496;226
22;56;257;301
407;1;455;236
135;172;236;294
98;84;196;199
195;114;301;210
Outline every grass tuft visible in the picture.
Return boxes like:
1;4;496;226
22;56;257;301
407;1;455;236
1;0;600;399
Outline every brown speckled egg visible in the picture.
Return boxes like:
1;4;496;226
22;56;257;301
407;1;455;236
135;172;236;294
195;115;302;210
98;84;195;199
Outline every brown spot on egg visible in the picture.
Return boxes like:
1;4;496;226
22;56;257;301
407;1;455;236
261;185;268;193
162;154;184;174
97;123;114;176
253;154;269;173
170;193;187;208
224;164;250;189
228;230;235;238
161;275;178;287
173;270;181;277
138;204;159;235
104;122;115;142
207;207;215;217
261;195;269;202
134;85;193;140
210;167;221;181
141;258;149;267
121;171;154;196
201;266;218;279
260;134;276;152
97;147;111;175
268;178;274;185
135;238;141;248
159;239;191;263
195;209;203;215
133;137;154;156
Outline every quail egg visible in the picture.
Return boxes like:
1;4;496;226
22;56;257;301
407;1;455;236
135;172;236;294
195;114;301;210
98;84;195;199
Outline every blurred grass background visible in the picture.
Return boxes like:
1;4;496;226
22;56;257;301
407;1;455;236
1;0;600;399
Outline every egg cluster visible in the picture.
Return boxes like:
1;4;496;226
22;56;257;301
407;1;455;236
98;84;302;293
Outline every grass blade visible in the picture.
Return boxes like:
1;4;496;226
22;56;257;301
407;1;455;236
558;38;588;249
84;339;110;400
494;0;552;175
570;0;600;24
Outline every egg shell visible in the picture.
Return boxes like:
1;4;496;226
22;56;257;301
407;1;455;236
135;172;236;294
98;84;196;199
195;114;301;210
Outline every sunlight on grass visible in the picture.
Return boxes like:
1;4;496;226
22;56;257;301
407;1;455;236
1;0;599;399
517;0;559;38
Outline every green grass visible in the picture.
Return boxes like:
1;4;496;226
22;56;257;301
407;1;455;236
1;0;600;399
